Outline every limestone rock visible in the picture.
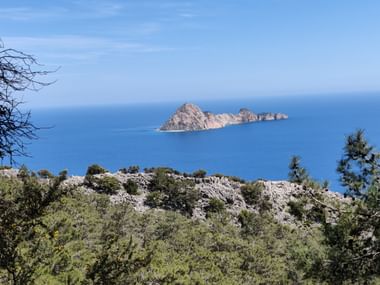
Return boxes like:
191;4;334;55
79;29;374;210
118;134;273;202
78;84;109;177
160;103;288;131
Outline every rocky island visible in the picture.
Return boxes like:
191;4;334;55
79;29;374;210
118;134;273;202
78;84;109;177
160;103;288;131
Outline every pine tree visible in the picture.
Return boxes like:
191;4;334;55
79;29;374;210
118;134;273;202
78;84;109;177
288;156;310;184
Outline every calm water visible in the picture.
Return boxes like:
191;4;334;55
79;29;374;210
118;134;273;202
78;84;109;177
19;94;380;192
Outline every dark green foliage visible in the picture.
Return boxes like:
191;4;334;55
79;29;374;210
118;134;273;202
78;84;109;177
227;176;246;184
146;169;199;216
192;169;207;178
145;191;164;208
58;169;68;181
86;164;108;176
144;191;162;208
119;165;140;174
85;175;121;195
0;167;333;284
315;130;380;284
315;207;380;284
37;169;54;179
337;129;380;198
288;156;310;184
85;236;151;285
205;198;225;216
287;200;306;220
92;176;121;195
144;167;181;175
238;210;265;236
241;182;264;205
306;206;326;223
0;167;68;285
123;180;139;195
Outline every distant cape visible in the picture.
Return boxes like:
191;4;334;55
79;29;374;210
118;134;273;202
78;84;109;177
159;103;288;132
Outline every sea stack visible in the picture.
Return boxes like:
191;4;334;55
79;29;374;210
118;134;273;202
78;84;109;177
160;103;288;132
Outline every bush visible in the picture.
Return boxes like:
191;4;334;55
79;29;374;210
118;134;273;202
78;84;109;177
288;156;309;184
58;169;68;181
87;176;121;195
206;198;226;213
241;182;264;205
206;198;225;216
37;169;55;179
287;200;305;220
145;191;164;208
144;167;181;175
119;165;140;174
86;164;108;176
238;210;265;236
123;180;139;195
306;206;326;223
228;176;246;184
146;169;199;216
192;169;207;178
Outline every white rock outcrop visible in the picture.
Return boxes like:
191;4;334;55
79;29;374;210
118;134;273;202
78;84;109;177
160;103;288;131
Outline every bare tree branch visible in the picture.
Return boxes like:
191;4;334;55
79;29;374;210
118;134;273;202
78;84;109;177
0;40;56;165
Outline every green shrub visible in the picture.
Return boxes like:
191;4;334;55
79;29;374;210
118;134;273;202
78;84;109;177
58;169;68;181
238;210;265;236
119;165;140;174
37;169;55;179
258;195;272;213
87;176;121;195
146;170;199;216
206;198;225;216
228;176;246;184
145;191;164;208
144;167;181;175
86;164;108;176
306;206;326;223
123;180;139;195
288;156;310;184
17;165;30;179
192;169;207;178
241;182;264;205
287;200;305;220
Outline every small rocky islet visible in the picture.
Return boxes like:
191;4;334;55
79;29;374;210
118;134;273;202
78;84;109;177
160;103;288;132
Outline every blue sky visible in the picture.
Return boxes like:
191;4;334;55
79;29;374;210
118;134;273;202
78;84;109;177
1;0;380;107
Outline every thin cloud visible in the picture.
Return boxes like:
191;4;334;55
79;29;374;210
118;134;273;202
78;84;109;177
0;1;126;22
178;13;197;18
2;36;176;63
0;7;67;21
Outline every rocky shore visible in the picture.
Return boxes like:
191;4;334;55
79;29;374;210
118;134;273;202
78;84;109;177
160;103;288;132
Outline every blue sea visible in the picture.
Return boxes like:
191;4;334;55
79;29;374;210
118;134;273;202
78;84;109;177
19;94;380;192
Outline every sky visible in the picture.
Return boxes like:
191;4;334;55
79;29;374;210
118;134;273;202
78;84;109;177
1;0;380;107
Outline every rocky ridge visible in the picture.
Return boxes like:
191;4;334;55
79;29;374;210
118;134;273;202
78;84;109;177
0;168;349;226
59;171;348;226
160;103;288;131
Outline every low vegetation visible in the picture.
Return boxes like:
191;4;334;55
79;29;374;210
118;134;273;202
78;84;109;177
145;169;199;216
0;130;379;284
86;164;108;176
123;179;139;195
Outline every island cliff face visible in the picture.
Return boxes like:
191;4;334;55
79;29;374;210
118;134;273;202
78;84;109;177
160;103;288;131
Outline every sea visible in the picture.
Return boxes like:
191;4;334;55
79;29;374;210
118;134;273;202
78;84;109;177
18;93;380;192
